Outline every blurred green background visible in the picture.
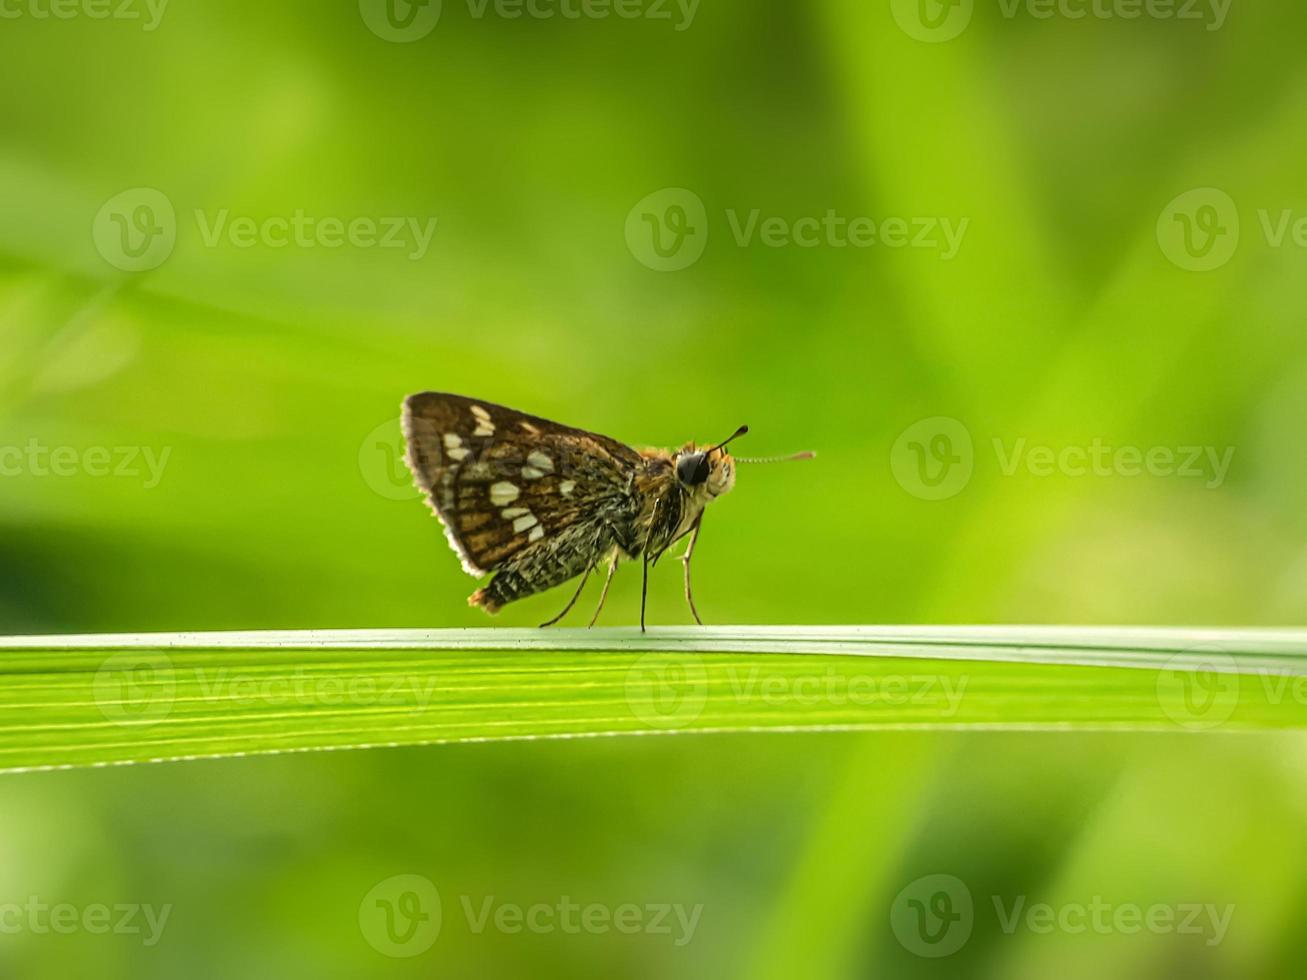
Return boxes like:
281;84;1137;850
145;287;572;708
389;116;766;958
2;0;1307;976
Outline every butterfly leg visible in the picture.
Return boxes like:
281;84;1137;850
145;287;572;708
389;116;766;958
588;555;618;628
681;516;704;626
636;506;663;633
538;563;592;628
640;554;650;632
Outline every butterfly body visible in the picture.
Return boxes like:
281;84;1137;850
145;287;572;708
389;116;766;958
401;392;741;628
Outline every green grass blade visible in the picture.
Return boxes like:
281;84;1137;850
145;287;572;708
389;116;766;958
0;626;1303;774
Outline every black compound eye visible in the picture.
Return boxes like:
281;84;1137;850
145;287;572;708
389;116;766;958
677;452;710;486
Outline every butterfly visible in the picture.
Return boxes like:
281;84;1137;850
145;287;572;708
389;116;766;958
401;392;810;630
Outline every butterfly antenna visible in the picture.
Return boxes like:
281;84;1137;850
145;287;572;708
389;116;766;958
735;450;816;464
708;425;749;454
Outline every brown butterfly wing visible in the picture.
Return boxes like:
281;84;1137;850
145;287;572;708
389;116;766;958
401;392;642;576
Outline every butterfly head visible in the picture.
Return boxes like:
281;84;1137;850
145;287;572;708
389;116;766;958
675;425;747;499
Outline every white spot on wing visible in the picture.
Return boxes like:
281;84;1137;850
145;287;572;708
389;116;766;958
560;480;575;496
512;513;538;532
501;507;529;518
489;481;519;505
443;432;469;460
528;524;544;542
470;404;494;437
527;451;554;473
522;466;544;480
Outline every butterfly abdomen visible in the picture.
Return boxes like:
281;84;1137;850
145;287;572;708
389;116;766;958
470;519;617;613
